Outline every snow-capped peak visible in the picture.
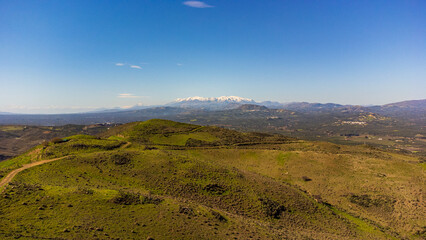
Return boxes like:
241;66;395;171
175;96;211;102
175;96;254;103
216;96;254;102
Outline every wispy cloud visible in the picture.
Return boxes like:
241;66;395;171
117;93;141;98
177;63;183;66
130;65;142;69
115;63;144;69
183;1;213;8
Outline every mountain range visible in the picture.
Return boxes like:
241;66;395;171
158;97;426;116
0;97;424;126
168;96;257;110
2;96;425;116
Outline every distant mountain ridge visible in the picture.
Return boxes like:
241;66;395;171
168;96;256;110
168;96;426;115
175;96;254;103
168;95;353;111
2;96;424;115
367;99;426;119
383;99;426;108
0;97;424;125
280;102;344;112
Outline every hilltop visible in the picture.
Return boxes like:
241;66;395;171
99;119;290;147
0;119;424;239
383;99;426;109
0;124;114;161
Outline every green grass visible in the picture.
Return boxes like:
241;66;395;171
0;154;32;170
0;146;42;178
1;148;369;239
101;119;291;146
41;138;125;159
328;205;397;239
63;134;99;140
277;152;296;166
0;126;24;132
0;119;424;239
150;132;219;146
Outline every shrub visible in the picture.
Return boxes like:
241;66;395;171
259;197;286;219
211;210;227;222
179;206;194;215
185;138;217;147
76;188;94;195
141;194;163;205
8;182;43;194
349;194;374;208
143;145;158;150
41;141;49;147
110;152;132;165
349;194;394;209
111;192;163;205
111;192;141;205
301;176;312;182
203;184;226;195
51;137;65;144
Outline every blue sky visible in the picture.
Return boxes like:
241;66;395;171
0;0;425;113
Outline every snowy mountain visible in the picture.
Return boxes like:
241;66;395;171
175;96;255;103
169;96;256;110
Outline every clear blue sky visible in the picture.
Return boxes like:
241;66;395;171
1;0;425;113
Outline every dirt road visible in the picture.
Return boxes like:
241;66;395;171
0;156;67;191
0;141;129;191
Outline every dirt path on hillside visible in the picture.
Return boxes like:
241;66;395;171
0;141;130;191
0;156;68;191
121;142;131;148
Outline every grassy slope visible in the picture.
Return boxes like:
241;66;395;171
0;124;112;161
0;146;43;179
0;119;424;239
196;144;425;238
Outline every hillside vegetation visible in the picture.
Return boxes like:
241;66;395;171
0;124;113;161
0;119;424;239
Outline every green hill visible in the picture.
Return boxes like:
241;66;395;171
100;119;291;146
0;119;424;239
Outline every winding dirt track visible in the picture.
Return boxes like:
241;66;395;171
0;142;130;191
0;156;67;191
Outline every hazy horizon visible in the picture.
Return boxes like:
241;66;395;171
1;0;425;114
1;95;425;115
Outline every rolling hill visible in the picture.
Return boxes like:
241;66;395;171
0;124;114;161
0;119;424;239
1;99;425;162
